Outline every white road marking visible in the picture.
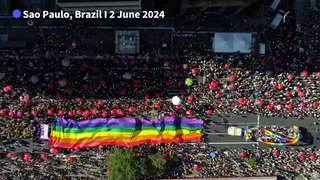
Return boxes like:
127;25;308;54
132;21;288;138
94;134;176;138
209;122;258;125
205;133;228;135
207;142;259;145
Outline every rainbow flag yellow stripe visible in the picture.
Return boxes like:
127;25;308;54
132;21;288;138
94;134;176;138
48;117;203;148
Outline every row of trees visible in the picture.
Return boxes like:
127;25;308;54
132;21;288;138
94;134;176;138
106;149;167;180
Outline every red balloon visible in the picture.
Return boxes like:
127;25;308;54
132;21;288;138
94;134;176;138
50;148;60;154
186;110;193;116
285;91;292;97
272;83;278;90
31;110;37;117
82;112;90;118
7;85;13;91
224;63;231;69
209;81;219;90
24;153;31;162
47;110;54;116
175;105;181;110
287;74;294;81
68;111;75;117
277;84;284;90
92;109;99;115
206;109;213;115
187;95;194;102
273;150;280;157
16;111;23;118
193;164;200;171
7;152;15;159
41;154;47;160
287;104;294;110
3;87;10;93
76;110;83;115
239;98;248;106
169;111;175;117
0;109;5;116
154;104;161;110
67;156;74;163
229;74;236;81
215;92;223;99
228;83;236;91
84;110;91;115
318;72;320;78
116;109;125;117
295;87;302;93
98;100;104;106
53;149;59;154
58;110;65;116
76;97;83;103
101;111;108;118
302;69;309;77
8;112;15;118
191;68;198;76
300;151;306;157
258;100;264;107
23;96;30;103
310;155;317;161
128;107;135;114
239;151;247;158
110;110;117;116
298;91;305;97
267;104;273;111
300;155;306;161
300;102;306;109
313;101;319;108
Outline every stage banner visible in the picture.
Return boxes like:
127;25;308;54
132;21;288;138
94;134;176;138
48;117;203;148
40;124;50;140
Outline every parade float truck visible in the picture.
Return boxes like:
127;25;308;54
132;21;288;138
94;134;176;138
245;126;302;146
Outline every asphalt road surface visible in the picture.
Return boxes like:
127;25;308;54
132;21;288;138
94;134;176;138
203;114;320;149
0;114;319;152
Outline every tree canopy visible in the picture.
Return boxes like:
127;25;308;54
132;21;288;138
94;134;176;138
106;148;167;180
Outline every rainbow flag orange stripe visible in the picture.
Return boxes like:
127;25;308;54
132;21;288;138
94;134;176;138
48;117;203;148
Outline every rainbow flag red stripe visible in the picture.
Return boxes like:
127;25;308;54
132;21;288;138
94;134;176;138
48;117;203;148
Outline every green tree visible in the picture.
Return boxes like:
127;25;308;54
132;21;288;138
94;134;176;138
247;156;257;167
106;149;147;180
148;153;167;178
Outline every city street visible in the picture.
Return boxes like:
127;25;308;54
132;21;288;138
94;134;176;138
204;114;320;149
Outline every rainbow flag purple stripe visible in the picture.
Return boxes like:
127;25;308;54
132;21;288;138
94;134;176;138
48;117;203;148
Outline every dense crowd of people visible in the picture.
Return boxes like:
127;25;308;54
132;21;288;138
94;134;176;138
0;143;319;179
0;1;320;179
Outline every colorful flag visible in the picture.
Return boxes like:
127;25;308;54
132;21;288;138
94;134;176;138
49;117;203;148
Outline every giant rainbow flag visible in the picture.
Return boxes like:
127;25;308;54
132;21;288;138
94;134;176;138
48;117;203;148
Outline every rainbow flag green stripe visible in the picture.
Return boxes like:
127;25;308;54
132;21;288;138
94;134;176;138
49;117;203;148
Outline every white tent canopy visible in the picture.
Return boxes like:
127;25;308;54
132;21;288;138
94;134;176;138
213;33;253;53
